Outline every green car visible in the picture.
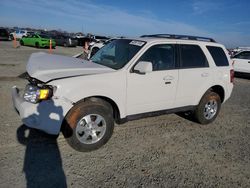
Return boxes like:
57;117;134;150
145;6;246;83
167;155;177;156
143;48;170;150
20;34;56;48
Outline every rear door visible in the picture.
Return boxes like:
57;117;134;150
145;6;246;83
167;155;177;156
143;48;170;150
175;43;213;107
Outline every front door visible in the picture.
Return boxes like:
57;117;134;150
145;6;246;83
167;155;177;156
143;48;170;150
127;44;178;115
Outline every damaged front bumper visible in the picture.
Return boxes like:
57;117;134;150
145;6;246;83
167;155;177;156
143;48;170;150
12;86;73;135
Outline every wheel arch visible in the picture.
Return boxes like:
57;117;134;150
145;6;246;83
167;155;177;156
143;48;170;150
209;85;225;103
74;95;121;122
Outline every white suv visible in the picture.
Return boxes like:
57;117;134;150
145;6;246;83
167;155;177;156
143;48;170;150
12;34;234;151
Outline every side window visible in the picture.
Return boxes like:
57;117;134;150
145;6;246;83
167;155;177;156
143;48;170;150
138;44;175;71
207;46;229;66
234;51;250;59
180;44;208;68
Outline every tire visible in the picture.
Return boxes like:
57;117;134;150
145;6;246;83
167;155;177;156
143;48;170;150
20;40;24;46
35;42;40;48
194;91;221;124
62;99;114;152
63;43;67;47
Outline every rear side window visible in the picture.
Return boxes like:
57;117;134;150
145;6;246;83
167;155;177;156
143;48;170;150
180;44;208;68
207;46;229;66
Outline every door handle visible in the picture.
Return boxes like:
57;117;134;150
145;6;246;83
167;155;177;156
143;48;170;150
201;73;209;77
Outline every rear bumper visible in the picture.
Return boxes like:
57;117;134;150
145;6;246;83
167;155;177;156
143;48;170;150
12;86;72;135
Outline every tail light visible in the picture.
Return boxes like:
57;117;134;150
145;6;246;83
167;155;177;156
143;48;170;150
230;69;234;83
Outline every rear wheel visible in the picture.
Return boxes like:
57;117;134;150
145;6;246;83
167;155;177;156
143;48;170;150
62;99;114;152
20;40;24;46
194;91;221;124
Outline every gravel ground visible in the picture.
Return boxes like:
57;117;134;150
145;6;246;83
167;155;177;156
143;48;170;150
0;41;249;188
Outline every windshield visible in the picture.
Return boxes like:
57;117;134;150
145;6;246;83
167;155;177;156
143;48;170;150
90;39;145;70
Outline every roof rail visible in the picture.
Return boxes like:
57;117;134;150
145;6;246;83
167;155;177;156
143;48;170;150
140;34;216;42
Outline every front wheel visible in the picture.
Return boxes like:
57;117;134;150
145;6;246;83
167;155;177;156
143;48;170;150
20;40;24;46
62;99;114;152
194;91;221;124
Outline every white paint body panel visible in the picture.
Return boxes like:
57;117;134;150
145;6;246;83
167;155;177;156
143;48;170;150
127;70;178;115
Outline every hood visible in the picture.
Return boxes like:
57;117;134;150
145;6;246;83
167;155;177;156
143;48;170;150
26;52;115;82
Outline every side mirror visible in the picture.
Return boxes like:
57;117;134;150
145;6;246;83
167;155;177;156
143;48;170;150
133;61;153;74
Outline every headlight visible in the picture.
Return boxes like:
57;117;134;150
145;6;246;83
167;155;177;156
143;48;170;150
23;84;53;103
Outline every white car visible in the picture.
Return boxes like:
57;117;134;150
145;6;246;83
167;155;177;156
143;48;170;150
231;50;250;75
12;34;234;151
10;30;28;40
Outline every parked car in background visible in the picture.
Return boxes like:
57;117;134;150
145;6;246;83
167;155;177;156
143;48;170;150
26;31;35;37
75;36;93;46
74;33;84;38
75;35;110;47
20;33;56;48
91;35;110;42
231;50;250;75
10;30;28;40
0;28;10;41
53;34;77;47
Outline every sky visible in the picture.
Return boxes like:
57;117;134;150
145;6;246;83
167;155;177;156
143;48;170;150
0;0;250;48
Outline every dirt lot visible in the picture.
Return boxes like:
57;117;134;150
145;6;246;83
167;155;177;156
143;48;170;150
0;41;249;188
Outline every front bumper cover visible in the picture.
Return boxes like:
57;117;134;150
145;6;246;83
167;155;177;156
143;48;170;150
12;86;72;135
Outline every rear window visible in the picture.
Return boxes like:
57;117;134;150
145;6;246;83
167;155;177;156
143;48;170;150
207;46;229;66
